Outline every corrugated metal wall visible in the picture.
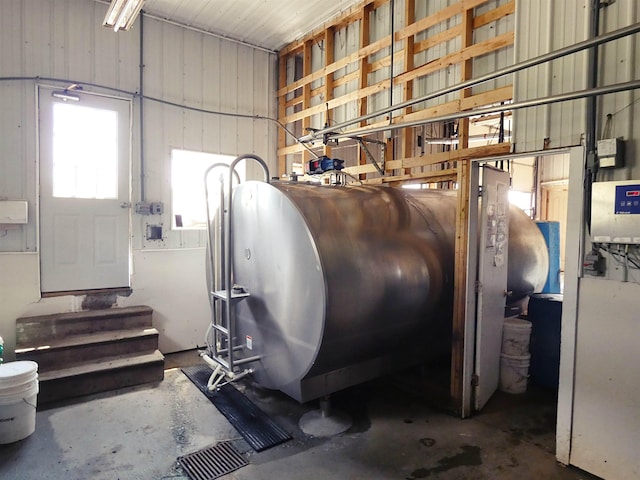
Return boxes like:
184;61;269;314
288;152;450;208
513;0;590;153
0;0;277;253
140;17;276;249
596;0;640;181
514;0;639;172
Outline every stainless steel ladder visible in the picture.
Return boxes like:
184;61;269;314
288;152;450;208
202;154;270;390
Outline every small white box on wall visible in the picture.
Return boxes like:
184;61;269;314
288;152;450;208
0;200;28;224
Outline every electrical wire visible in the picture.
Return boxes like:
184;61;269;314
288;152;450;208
340;170;364;185
0;75;319;159
610;92;640;117
598;243;640;269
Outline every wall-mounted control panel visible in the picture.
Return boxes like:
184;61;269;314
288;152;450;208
0;200;28;224
614;183;640;215
592;181;640;244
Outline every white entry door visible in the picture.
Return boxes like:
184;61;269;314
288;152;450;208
39;86;131;293
474;166;510;410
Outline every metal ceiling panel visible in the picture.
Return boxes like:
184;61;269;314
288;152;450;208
140;0;361;51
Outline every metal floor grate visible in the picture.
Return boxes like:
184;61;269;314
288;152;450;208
179;441;248;480
182;365;292;452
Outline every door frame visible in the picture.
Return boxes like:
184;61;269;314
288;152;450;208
555;146;585;464
459;147;582;418
36;83;134;294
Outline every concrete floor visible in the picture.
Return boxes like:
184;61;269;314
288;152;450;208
0;350;599;480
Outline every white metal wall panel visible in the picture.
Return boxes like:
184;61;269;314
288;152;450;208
0;0;276;352
1;1;276;254
597;0;640;181
0;0;138;253
141;18;277;250
571;278;640;479
539;153;570;183
513;0;589;153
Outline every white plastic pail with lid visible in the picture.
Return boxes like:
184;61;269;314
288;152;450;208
0;361;39;444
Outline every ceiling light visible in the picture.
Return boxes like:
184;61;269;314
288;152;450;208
103;0;145;32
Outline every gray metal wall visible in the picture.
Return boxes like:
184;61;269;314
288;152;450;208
0;0;276;354
514;0;639;177
513;0;589;152
596;0;640;181
0;0;277;254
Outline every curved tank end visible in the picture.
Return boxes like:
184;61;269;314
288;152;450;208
232;181;326;390
507;205;549;300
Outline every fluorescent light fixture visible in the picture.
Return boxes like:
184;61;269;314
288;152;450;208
52;91;80;101
103;0;145;32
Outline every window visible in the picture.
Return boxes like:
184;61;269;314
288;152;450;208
171;149;244;230
52;103;118;199
509;190;533;217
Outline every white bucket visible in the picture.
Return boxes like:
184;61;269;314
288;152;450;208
0;361;39;444
499;353;530;394
501;318;532;356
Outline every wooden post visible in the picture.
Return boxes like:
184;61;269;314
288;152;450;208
323;27;335;158
277;56;287;176
458;7;474;150
401;0;415;174
451;157;471;414
358;4;372;177
302;40;313;165
450;6;475;416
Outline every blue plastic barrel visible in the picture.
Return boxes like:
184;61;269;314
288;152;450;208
527;293;562;389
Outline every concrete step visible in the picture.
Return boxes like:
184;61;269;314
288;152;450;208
16;328;160;372
16;306;153;346
38;350;165;404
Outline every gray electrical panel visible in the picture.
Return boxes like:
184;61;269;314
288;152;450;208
597;138;624;169
591;180;640;244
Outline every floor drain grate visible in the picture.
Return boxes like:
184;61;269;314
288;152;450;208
178;441;248;480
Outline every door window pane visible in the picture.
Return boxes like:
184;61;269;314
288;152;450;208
52;103;118;199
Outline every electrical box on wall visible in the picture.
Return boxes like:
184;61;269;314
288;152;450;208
597;138;624;168
0;200;28;224
591;181;640;244
136;201;164;215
